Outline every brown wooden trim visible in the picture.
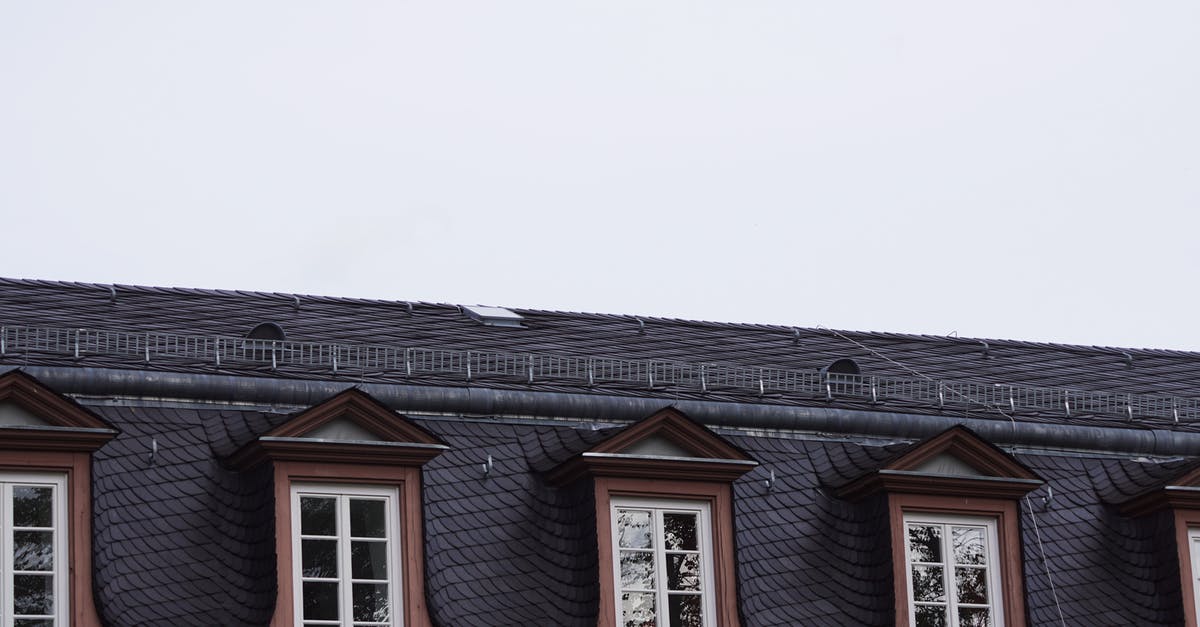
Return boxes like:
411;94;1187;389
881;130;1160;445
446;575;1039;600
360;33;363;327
889;426;1039;479
267;388;445;445
269;461;432;627
0;426;115;452
231;439;444;469
594;477;741;627
0;370;115;431
588;407;753;461
1122;487;1200;518
0;449;102;627
230;389;448;469
888;493;1026;627
838;471;1042;502
548;454;755;486
1175;510;1200;627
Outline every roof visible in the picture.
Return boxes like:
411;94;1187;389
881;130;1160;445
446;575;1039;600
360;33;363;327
5;277;1199;625
3;277;1200;428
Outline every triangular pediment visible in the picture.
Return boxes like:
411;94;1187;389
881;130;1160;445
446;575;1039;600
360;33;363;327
547;407;757;485
886;426;1038;479
264;388;444;445
0;370;117;452
229;388;447;468
0;371;113;430
590;407;753;460
1119;461;1200;517
835;426;1042;501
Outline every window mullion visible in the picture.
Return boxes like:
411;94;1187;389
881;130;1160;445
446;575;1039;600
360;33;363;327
2;483;10;627
339;495;353;627
655;509;668;627
943;523;958;627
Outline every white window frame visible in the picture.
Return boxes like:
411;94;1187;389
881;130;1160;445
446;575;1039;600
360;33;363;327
1189;527;1200;622
609;496;717;627
290;483;402;627
903;513;1004;627
1;472;68;627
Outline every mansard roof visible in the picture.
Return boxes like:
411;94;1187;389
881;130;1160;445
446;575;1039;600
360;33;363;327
3;277;1200;429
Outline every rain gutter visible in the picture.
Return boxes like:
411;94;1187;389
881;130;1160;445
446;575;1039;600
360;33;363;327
18;365;1200;457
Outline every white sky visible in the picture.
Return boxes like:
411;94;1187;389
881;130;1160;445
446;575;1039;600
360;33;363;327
2;2;1198;351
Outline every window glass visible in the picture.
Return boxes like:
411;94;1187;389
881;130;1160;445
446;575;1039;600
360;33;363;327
612;500;713;627
292;486;400;627
2;475;66;627
905;515;1001;627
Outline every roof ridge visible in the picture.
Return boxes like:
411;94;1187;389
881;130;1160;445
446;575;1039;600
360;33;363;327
2;276;1197;358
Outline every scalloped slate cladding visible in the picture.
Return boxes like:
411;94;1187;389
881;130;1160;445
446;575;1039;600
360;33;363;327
77;400;1200;626
9;278;1200;625
90;406;276;626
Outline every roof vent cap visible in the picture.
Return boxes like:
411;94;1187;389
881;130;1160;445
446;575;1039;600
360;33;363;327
821;358;860;376
245;322;286;341
462;305;525;328
243;323;286;362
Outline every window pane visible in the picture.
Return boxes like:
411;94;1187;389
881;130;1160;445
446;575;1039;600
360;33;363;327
14;574;54;616
13;486;53;528
620;551;655;590
908;525;943;563
351;541;389;581
350;499;387;538
13;530;54;571
14;621;54;627
302;581;339;620
352;583;390;622
300;497;337;536
950;523;988;564
959;607;991;627
667;554;701;591
301;539;338;578
663;513;698;551
952;527;987;565
955;567;989;604
911;565;946;602
617;510;653;549
668;594;702;626
915;605;948;627
621;592;656;627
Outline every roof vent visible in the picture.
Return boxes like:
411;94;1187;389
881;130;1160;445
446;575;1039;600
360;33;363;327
245;323;286;341
243;323;286;362
822;358;860;376
462;305;525;328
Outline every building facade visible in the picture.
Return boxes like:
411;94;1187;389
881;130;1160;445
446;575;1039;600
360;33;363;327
1;278;1200;626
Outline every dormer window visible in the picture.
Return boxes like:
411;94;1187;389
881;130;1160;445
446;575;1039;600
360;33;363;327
547;407;757;627
229;389;447;627
834;426;1042;627
0;371;116;627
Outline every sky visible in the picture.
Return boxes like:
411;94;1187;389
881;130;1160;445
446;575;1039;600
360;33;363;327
1;2;1198;351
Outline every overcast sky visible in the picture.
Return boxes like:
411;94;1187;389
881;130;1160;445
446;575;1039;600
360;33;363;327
1;2;1198;351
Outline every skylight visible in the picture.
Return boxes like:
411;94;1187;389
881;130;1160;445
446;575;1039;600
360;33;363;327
462;305;525;328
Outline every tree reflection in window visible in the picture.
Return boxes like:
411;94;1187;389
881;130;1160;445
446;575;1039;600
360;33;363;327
906;520;995;627
615;504;707;627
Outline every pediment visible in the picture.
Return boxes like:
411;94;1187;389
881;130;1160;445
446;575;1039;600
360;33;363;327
0;370;117;451
547;407;757;485
836;426;1042;501
229;388;447;468
1120;462;1200;517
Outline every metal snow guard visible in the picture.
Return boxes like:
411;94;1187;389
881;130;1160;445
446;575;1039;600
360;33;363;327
2;324;1197;423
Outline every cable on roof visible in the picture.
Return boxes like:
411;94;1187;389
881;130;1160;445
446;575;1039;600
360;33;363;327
1024;495;1067;627
819;325;1016;425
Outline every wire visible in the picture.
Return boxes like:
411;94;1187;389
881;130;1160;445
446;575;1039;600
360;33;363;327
817;325;1018;424
1024;496;1068;626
